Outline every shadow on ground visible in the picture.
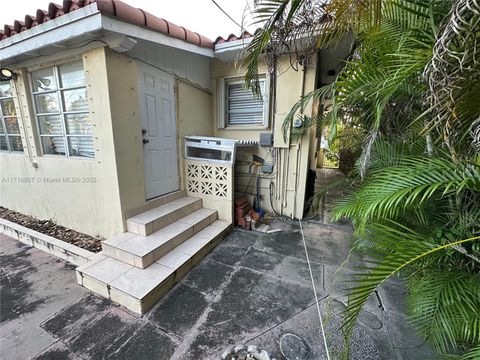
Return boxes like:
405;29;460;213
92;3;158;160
1;212;432;359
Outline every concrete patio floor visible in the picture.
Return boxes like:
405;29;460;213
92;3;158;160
0;218;433;360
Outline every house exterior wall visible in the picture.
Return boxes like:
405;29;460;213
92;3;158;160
0;41;215;238
177;82;214;190
127;39;212;91
103;49;145;220
0;34;317;237
122;40;214;212
0;47;125;238
212;56;317;218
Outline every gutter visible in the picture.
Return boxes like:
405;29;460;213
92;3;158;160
0;2;215;63
213;37;253;62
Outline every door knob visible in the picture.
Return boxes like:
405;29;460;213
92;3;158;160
143;139;149;144
142;129;147;135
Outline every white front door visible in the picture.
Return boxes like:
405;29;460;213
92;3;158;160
138;62;179;199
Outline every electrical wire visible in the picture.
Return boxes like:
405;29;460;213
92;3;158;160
299;219;331;360
210;0;244;29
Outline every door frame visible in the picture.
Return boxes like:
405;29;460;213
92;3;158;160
137;60;180;200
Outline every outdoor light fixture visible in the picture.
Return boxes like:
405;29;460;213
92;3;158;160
0;68;17;81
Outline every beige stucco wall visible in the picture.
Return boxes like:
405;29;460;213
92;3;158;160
0;40;317;237
176;82;214;189
104;49;146;218
212;56;316;218
101;50;215;223
0;45;216;238
0;47;125;238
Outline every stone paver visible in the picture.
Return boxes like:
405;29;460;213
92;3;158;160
1;207;432;360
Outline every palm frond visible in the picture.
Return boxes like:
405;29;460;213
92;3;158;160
333;157;480;229
343;222;480;338
406;270;480;353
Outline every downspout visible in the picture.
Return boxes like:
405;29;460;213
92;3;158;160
291;63;307;218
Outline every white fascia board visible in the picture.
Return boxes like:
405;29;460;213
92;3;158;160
214;37;252;62
214;37;252;52
0;3;102;61
100;16;214;58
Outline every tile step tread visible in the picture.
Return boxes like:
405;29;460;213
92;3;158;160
127;196;201;225
76;220;230;312
103;209;219;258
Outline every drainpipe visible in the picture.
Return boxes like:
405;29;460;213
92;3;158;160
291;63;307;218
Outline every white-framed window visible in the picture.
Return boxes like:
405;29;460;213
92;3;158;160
30;60;94;158
0;81;23;152
217;75;270;128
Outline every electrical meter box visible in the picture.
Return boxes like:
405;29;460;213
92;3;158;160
259;132;273;147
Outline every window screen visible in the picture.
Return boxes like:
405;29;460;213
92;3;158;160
0;82;23;152
31;60;94;158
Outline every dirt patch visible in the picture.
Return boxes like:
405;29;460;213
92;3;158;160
0;207;103;252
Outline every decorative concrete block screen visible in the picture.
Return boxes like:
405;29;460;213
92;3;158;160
185;159;233;223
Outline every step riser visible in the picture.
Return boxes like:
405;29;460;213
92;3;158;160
105;211;217;269
125;190;186;219
76;227;229;314
126;199;202;236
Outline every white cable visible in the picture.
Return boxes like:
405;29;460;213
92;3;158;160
298;219;331;360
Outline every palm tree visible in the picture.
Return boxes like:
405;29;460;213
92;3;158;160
243;0;480;357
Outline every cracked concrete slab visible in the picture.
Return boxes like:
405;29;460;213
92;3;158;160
241;248;284;274
149;283;209;337
0;235;86;360
182;259;235;295
110;323;177;359
172;266;314;359
1;215;432;360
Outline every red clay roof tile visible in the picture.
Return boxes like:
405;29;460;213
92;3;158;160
143;11;169;34
48;3;65;18
24;15;38;28
214;30;255;45
1;0;214;49
35;9;50;24
113;1;146;26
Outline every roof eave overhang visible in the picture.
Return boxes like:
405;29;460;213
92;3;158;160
0;3;214;64
0;3;102;63
100;16;213;58
214;37;252;63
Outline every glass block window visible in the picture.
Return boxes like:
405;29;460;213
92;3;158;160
0;82;23;152
31;60;94;158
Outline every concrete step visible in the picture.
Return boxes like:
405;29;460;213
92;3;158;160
125;190;186;219
126;196;202;236
103;208;217;269
76;220;230;314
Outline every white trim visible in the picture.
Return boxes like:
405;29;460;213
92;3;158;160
263;73;271;127
214;37;253;63
29;60;94;159
218;75;270;129
100;16;214;58
216;78;225;129
0;4;102;61
0;3;214;62
0;81;24;153
214;37;253;51
14;36;119;70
